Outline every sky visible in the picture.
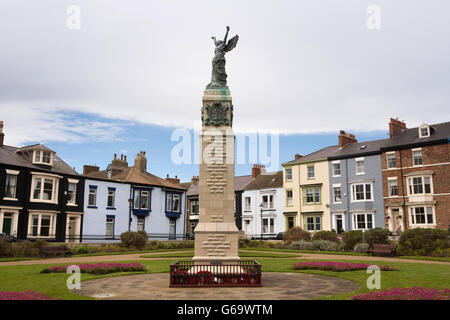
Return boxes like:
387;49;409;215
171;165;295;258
0;1;448;181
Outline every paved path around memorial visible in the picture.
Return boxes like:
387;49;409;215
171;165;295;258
72;272;360;300
1;250;449;266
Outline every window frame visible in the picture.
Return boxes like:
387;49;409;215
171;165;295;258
412;149;423;167
32;150;53;166
333;184;342;203
286;189;293;206
244;196;251;211
285;168;293;181
88;186;97;207
304;215;321;232
30;174;59;204
107;188;116;209
407;175;433;196
388;178;399;197
355;157;365;175
386;152;397;169
4;170;19;200
332;161;341;177
409;206;435;227
352;212;374;230
27;212;57;239
262;217;275;234
303;186;321;205
307;165;315;179
350;182;373;202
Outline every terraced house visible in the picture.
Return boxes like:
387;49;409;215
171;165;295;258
381;119;450;232
83;151;187;241
0;121;85;242
328;131;386;233
241;168;284;238
282;146;338;232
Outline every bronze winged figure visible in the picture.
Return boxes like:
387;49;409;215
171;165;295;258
207;26;239;89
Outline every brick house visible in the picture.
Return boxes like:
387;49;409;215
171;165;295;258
381;119;450;232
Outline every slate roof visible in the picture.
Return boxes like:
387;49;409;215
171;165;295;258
0;144;79;176
235;175;252;191
179;181;199;197
282;145;340;165
381;121;450;151
110;166;187;190
243;171;283;191
328;139;388;160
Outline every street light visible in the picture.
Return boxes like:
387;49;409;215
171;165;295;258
128;198;133;231
259;203;265;240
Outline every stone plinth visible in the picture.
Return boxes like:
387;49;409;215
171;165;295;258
193;88;240;264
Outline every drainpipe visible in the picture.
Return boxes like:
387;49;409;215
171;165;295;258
399;150;407;231
345;158;351;231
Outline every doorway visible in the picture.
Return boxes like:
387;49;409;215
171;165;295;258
2;213;12;235
389;208;403;234
68;217;76;242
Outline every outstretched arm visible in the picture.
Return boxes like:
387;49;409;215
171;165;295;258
223;26;230;44
211;36;218;45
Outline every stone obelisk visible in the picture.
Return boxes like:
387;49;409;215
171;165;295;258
193;27;240;264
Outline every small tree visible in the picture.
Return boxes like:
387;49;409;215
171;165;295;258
312;231;339;243
283;227;311;243
343;230;363;251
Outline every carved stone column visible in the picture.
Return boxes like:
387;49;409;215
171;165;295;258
193;88;240;264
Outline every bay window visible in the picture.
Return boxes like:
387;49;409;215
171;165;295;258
166;192;181;213
407;176;432;195
28;213;56;238
410;206;435;226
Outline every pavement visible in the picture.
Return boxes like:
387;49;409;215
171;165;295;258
0;250;449;266
72;272;361;300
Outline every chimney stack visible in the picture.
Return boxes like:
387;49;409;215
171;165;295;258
0;121;4;148
134;151;147;173
294;154;302;160
191;176;199;185
389;118;407;139
338;130;357;148
252;164;266;179
83;165;100;175
166;174;180;185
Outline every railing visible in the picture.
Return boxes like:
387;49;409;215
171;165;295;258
170;260;261;287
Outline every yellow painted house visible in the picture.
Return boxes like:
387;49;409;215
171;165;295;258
282;146;339;232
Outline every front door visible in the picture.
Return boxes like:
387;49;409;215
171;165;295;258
390;208;403;234
169;220;176;240
2;213;12;235
68;217;76;242
335;215;344;234
244;220;251;236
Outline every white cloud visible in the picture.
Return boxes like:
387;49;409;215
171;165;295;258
0;0;449;143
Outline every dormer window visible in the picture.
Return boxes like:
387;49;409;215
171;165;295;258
419;124;430;138
33;150;52;165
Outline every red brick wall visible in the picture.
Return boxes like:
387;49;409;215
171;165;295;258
382;143;450;230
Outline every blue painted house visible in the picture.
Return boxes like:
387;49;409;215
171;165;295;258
82;151;187;241
328;131;387;233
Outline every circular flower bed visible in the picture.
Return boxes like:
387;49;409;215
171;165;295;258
40;262;146;275
0;290;58;300
352;287;450;300
293;261;396;272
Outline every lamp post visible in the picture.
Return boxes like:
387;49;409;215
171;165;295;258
259;203;265;240
128;198;133;231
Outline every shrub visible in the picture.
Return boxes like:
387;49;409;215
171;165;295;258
283;227;311;243
41;263;146;275
73;246;89;254
312;231;339;243
364;228;390;248
354;243;370;253
120;231;148;250
397;228;449;256
0;238;12;257
294;261;396;272
288;240;313;250
343;230;364;251
311;240;339;251
14;240;40;257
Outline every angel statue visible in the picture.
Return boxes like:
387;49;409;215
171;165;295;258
206;26;239;89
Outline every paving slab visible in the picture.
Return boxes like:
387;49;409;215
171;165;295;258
72;272;360;300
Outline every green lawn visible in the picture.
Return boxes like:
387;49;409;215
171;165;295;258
0;255;449;300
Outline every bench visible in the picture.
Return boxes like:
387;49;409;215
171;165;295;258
41;245;72;258
368;244;397;257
